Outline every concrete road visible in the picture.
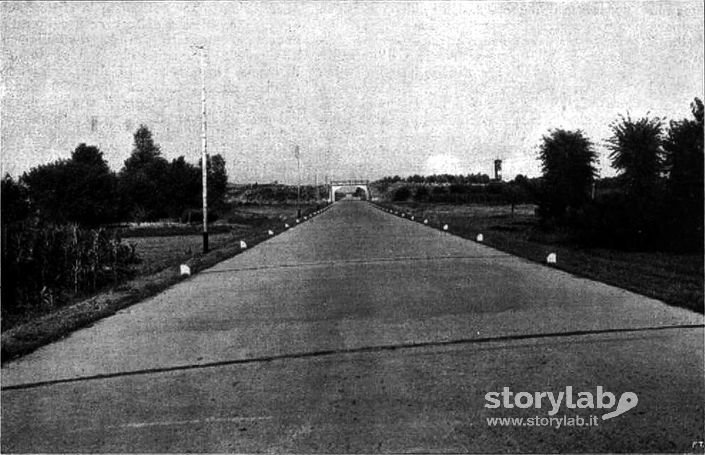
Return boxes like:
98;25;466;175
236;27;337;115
2;201;703;452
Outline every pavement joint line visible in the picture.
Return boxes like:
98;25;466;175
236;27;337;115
68;416;273;433
200;254;513;274
3;323;702;392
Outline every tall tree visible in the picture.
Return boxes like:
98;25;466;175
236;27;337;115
198;154;229;210
604;114;671;250
1;174;30;225
22;144;118;225
119;125;170;221
537;129;598;219
123;125;162;171
166;156;201;219
664;98;704;201
606;114;665;196
207;154;228;209
663;98;704;248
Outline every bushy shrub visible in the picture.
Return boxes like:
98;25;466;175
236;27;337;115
415;185;430;202
393;186;412;201
570;192;675;251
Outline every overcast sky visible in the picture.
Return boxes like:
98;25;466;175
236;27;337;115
2;1;703;183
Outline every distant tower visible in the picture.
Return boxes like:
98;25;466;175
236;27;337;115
494;159;503;181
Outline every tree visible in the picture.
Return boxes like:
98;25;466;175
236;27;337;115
123;125;162;170
664;98;703;201
22;144;118;225
165;156;201;219
197;153;229;210
604;114;667;247
207;154;228;209
1;174;30;225
353;187;367;200
606;114;665;196
663;98;704;249
393;186;411;201
415;185;430;202
537;129;598;219
118;126;170;221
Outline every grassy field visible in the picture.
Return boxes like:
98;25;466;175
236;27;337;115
377;201;703;314
127;233;234;274
121;204;317;274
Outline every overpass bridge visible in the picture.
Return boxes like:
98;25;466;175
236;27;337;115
328;179;370;202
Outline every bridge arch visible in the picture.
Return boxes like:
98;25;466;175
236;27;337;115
329;180;370;202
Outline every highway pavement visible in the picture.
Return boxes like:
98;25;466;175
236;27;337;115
2;201;703;452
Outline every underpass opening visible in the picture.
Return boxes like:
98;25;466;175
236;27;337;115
329;180;370;202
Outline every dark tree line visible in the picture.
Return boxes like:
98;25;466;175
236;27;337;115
375;172;539;205
538;98;703;251
1;125;230;326
388;179;537;206
377;173;492;186
3;125;229;227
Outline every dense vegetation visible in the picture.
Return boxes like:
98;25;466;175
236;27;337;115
1;125;229;327
1;225;139;326
7;126;228;226
372;173;539;213
538;99;703;252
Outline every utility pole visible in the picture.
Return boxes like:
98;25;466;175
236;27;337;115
196;45;209;253
296;145;301;218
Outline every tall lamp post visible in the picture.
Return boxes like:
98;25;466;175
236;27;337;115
294;145;301;218
196;44;209;253
272;124;303;217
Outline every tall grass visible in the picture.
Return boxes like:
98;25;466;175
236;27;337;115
1;222;138;328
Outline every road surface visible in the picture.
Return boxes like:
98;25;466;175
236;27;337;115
2;201;703;452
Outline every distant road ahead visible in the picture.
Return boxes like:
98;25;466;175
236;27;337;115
2;201;703;452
